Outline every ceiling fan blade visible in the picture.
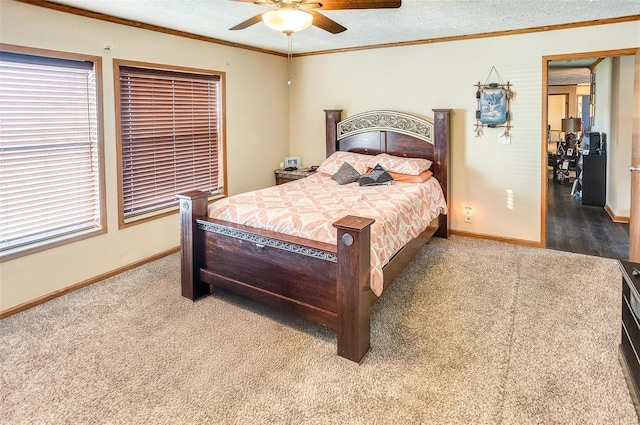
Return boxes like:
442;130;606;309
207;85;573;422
308;10;347;34
229;13;264;30
299;1;323;9
317;0;401;10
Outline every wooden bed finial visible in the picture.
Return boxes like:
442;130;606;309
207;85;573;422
325;109;342;157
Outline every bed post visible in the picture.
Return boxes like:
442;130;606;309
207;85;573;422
432;109;451;239
176;191;210;301
325;109;342;156
333;215;375;363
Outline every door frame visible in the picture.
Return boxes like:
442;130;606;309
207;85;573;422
631;48;640;261
541;48;638;249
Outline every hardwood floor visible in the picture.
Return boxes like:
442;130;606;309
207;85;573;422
546;177;630;260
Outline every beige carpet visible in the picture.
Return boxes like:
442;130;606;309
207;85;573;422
0;236;637;424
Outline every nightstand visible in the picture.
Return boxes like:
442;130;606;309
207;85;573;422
274;168;316;185
620;260;640;413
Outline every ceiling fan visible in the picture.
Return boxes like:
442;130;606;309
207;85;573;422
229;0;402;35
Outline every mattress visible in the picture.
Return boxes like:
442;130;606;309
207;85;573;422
208;172;447;296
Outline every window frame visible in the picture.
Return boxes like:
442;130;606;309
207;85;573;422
0;44;106;262
113;59;226;228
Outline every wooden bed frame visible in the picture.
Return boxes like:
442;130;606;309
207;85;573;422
178;109;451;363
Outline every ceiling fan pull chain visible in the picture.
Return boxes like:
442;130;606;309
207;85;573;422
288;34;293;86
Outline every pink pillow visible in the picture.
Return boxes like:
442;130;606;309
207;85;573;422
367;153;433;176
317;151;372;175
387;170;433;182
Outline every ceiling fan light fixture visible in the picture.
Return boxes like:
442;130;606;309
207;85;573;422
262;9;313;34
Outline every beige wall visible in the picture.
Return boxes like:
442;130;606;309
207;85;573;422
549;85;578;129
593;56;635;217
606;56;635;218
548;86;577;147
289;22;640;242
0;0;289;311
593;59;614;145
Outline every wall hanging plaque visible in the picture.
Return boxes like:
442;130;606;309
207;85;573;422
474;66;513;137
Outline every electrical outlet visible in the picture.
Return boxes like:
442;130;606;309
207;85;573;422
464;206;472;223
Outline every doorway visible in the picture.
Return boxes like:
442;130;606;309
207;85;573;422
542;49;637;261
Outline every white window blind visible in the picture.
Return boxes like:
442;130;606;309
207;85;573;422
0;51;102;257
118;66;222;221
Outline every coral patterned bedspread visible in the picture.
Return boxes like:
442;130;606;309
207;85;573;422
207;173;447;296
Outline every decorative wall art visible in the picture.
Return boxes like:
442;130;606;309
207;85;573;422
474;66;513;138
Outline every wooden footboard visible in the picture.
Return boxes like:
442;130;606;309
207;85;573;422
177;192;375;363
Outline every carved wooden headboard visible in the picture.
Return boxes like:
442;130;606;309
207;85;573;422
324;109;451;238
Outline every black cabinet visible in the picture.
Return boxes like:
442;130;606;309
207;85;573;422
581;154;606;207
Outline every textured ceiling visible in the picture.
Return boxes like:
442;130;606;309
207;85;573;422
43;0;640;55
548;67;591;85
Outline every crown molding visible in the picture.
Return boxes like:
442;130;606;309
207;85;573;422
294;15;640;57
14;0;288;57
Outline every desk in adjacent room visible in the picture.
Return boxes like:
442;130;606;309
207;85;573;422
548;153;578;183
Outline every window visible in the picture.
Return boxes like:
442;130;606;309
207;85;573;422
115;61;224;226
0;46;105;261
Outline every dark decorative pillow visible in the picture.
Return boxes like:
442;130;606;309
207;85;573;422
331;161;361;185
358;164;394;186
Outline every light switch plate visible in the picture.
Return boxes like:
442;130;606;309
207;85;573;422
499;135;511;145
